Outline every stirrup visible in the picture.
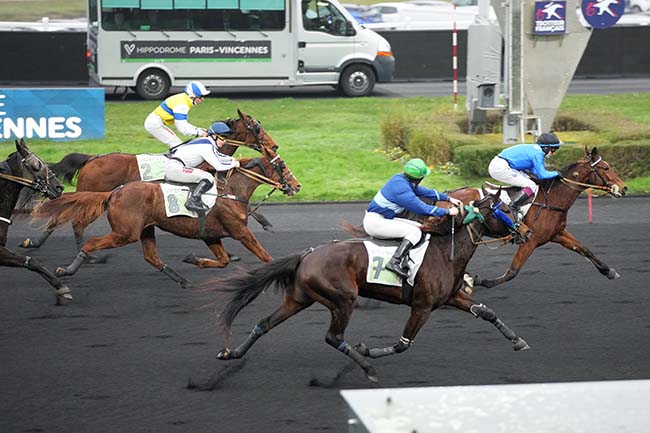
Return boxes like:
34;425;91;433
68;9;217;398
185;199;208;212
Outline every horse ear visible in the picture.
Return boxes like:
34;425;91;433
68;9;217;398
591;146;599;157
15;138;27;155
237;108;244;119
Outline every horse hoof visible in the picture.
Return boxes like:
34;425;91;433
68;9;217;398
182;254;198;265
217;348;232;360
19;239;34;249
180;280;192;289
364;366;379;383
354;343;370;357
473;275;485;287
54;267;67;277
227;254;241;262
262;225;274;233
512;337;530;352
607;268;621;280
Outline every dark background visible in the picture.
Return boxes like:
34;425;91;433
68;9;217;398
1;26;649;84
1;198;649;433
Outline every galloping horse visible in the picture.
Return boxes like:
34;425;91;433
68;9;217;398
215;191;531;383
0;139;71;304
473;146;627;289
21;109;278;251
33;147;301;288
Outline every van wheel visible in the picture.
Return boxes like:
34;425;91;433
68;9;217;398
339;64;376;97
136;69;170;100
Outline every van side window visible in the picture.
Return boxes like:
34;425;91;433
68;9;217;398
301;0;352;36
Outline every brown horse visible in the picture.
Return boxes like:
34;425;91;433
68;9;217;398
33;147;301;288
215;191;531;383
473;146;627;289
20;109;277;251
0;139;71;304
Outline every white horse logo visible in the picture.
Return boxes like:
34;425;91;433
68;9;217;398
123;43;136;56
542;1;564;19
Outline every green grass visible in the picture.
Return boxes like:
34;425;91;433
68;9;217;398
1;94;649;202
0;0;85;21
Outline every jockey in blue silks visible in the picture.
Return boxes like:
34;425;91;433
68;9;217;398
363;158;463;278
488;132;562;223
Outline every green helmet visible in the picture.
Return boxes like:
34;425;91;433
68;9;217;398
403;158;431;180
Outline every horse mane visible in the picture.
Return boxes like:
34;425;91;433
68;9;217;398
48;153;93;183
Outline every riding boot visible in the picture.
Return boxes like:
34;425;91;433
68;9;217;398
385;239;414;278
509;188;534;224
185;179;212;213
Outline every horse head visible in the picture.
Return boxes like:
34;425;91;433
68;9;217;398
420;192;530;243
560;147;627;198
241;147;301;196
225;109;280;154
12;139;63;199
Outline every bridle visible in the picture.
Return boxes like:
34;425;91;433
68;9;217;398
221;115;271;153
559;155;620;196
0;151;59;196
462;195;523;246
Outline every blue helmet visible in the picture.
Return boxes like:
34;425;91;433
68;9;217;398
208;121;233;137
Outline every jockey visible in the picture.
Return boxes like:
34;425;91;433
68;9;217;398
144;81;211;148
488;132;562;223
363;158;463;278
165;121;240;213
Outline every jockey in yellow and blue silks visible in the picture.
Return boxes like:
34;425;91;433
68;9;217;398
488;132;562;223
144;81;211;148
363;158;463;278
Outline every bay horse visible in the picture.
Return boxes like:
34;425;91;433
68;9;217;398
32;147;301;288
473;146;627;289
20;109;278;251
0;139;72;304
215;191;531;383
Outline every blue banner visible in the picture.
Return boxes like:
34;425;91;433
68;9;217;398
0;88;105;141
581;0;625;28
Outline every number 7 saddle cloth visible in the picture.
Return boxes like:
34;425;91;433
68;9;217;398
363;235;430;287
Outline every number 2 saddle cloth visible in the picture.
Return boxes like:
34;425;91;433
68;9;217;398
363;235;430;287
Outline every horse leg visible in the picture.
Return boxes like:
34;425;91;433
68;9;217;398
19;228;53;249
56;231;138;277
231;227;272;262
321;293;380;383
182;239;229;269
446;289;530;351
218;296;312;360
551;229;620;280
0;246;72;304
140;226;191;288
71;221;105;264
353;306;432;360
473;240;539;288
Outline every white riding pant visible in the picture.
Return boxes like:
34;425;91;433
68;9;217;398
144;112;183;148
164;159;213;185
488;156;538;195
362;211;422;245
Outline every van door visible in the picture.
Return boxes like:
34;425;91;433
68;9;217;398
297;0;356;84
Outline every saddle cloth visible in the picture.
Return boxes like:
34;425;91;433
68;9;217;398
363;235;430;287
160;182;217;218
136;154;167;182
481;183;533;219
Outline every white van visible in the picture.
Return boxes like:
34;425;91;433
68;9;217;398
87;0;395;99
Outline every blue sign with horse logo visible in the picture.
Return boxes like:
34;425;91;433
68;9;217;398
581;0;625;28
0;88;105;141
534;1;567;35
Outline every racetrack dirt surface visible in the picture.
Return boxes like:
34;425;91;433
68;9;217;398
1;197;649;433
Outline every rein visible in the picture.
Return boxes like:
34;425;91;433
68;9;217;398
559;176;614;194
235;166;283;189
0;172;42;190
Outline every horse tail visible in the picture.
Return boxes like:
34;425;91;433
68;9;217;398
48;153;93;183
218;253;304;332
340;219;367;238
32;191;111;229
